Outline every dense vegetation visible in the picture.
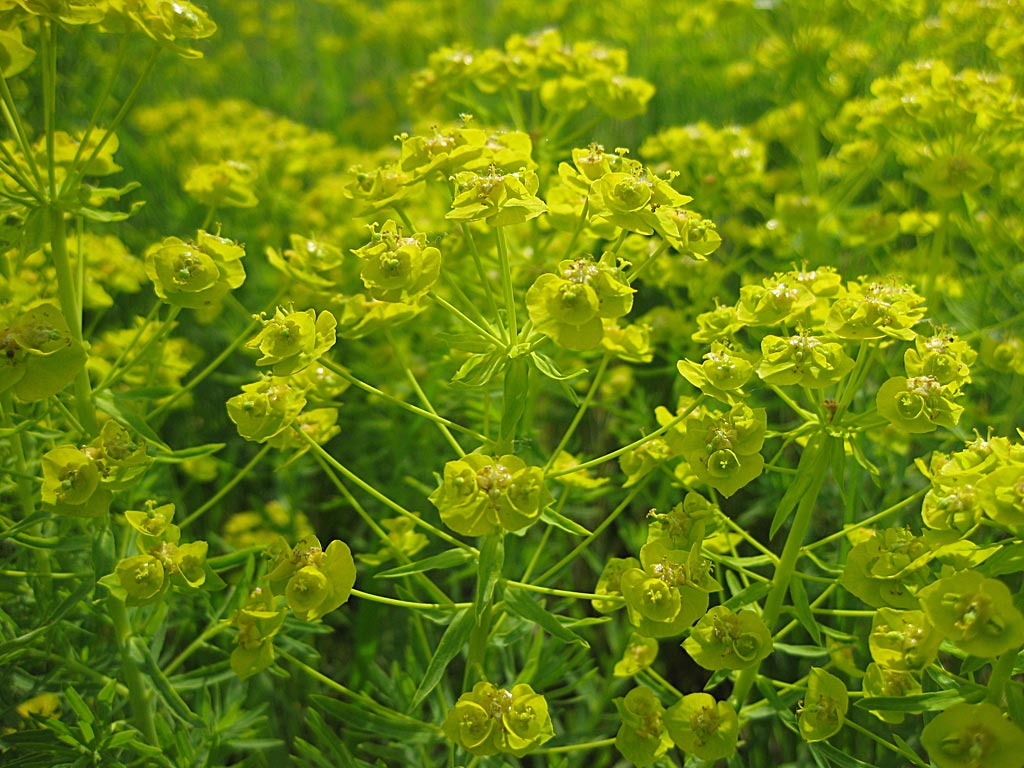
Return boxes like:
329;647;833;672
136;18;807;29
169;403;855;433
2;2;1024;767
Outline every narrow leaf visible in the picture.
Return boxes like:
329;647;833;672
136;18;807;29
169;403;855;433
377;549;475;579
502;585;589;647
410;607;475;709
789;575;822;645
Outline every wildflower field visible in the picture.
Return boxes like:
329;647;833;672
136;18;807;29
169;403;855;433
2;1;1024;766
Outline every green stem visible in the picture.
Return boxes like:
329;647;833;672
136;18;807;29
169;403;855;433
543;354;610;472
534;737;617;754
108;599;158;745
730;434;834;711
0;73;43;188
494;226;518;343
98;305;182;391
535;479;648;584
179;444;271;528
49;206;99;435
986;648;1020;705
351;588;470;611
547;396;705;479
504;579;623;603
460;222;503;334
805;488;927;551
320;358;487;444
428;291;504;346
164;620;231;676
298;428;474;553
386;329;465;457
310;450;455;605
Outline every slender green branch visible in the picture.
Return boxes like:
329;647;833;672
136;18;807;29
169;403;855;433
310;449;456;605
805;488;927;551
535;479;648;584
297;428;475;553
351;588;470;611
534;737;617;755
98;305;182;391
320;357;488;444
494;226;518;343
164;620;232;676
386;329;465;457
986;648;1020;705
428;291;504;346
544;354;610;472
179;444;272;528
49;207;99;435
0;73;43;187
460;222;503;332
504;579;623;603
108;599;158;745
547;396;705;479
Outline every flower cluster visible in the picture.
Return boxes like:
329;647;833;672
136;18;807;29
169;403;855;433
442;681;554;757
429;454;553;536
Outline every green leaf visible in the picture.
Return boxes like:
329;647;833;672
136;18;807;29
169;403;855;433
151;442;225;463
94;391;167;449
540;507;592;536
450;350;504;387
772;642;831;658
809;742;876;768
530;352;587;381
721;580;772;611
311;695;434;742
475;531;504;621
376;548;475;579
502;585;589;647
131;637;203;727
855;689;967;713
410;607;475;709
789;575;822;645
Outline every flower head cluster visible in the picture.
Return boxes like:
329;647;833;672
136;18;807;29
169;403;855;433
429;454;552;536
266;535;357;621
145;229;246;309
442;681;554;757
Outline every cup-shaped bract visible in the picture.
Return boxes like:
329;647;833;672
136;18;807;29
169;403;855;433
145;230;245;309
664;693;739;762
268;537;356;622
226;376;307;443
862;663;921;725
868;608;942;672
442;681;553;757
429;454;552;536
683;605;773;671
798;667;848;743
919;570;1024;658
231;587;287;680
40;445;112;518
0;301;86;402
246;306;336;376
922;702;1024;768
614;686;673;767
877;375;964;434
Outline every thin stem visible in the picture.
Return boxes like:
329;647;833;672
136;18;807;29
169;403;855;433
93;301;162;391
320;357;488;444
534;738;617;755
805;488;926;551
427;291;504;346
535;479;648;585
0;74;43;187
164;620;232;676
351;588;470;611
49;207;99;435
297;428;474;553
179;444;272;528
460;222;503;333
98;305;182;391
63;44;161;198
504;580;624;603
547;396;705;479
386;329;465;456
543;354;610;472
986;648;1020;705
494;226;518;343
730;435;834;711
310;450;454;605
108;599;158;745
